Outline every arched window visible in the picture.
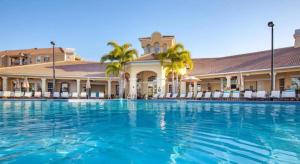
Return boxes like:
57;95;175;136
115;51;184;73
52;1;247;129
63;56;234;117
146;44;151;54
163;43;168;52
148;76;156;82
154;42;160;54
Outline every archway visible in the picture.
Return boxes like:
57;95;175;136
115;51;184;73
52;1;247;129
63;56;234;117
136;71;157;98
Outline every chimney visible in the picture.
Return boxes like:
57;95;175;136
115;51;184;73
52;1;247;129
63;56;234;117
294;29;300;48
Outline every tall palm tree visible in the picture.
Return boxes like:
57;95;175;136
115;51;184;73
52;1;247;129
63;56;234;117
101;41;138;98
158;43;193;94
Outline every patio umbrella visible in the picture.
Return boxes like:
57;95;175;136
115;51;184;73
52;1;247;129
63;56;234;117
22;78;30;91
86;78;91;98
15;79;21;91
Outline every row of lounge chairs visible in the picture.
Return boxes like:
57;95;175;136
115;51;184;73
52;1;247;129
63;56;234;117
152;90;297;100
0;91;105;99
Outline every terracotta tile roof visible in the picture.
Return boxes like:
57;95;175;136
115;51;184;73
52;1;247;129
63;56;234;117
190;47;300;75
139;35;175;40
0;48;65;57
0;61;108;78
135;54;159;61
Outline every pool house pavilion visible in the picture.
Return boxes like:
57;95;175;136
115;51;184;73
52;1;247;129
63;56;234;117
1;30;300;98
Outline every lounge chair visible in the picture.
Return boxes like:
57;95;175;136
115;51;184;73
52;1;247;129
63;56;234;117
80;92;87;98
159;93;165;99
244;91;253;99
165;93;171;99
71;92;79;98
2;91;11;98
152;93;159;99
195;92;203;99
90;92;97;98
179;93;186;99
171;93;178;99
53;92;60;98
44;92;51;98
212;91;221;99
270;91;280;99
24;92;33;98
99;92;105;99
14;91;23;98
232;91;240;99
34;92;42;98
222;91;231;99
186;92;193;99
281;90;296;100
203;92;211;99
61;92;69;98
256;91;266;99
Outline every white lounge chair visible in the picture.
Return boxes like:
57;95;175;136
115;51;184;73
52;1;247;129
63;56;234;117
2;91;11;98
270;91;280;99
152;93;159;99
53;92;60;98
90;92;97;98
204;92;211;99
281;90;296;100
232;91;240;99
71;92;79;98
195;92;203;99
244;91;253;99
24;92;33;98
213;91;221;99
14;91;23;98
44;92;51;98
171;93;178;99
61;92;69;98
99;92;105;98
165;93;171;99
186;92;193;99
222;91;231;99
256;91;266;99
180;93;186;98
80;92;87;98
34;92;42;98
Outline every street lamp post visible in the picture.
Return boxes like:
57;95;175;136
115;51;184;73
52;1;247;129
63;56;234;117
268;21;275;91
50;41;56;94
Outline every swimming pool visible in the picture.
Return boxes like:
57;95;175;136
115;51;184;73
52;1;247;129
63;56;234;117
0;100;299;163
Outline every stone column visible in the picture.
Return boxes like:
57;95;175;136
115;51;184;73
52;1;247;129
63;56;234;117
2;77;8;91
226;76;231;90
8;57;11;66
76;79;80;96
20;57;23;65
41;78;46;94
180;81;186;95
193;81;198;96
108;79;112;99
157;78;166;95
240;74;244;91
220;78;224;91
129;76;137;99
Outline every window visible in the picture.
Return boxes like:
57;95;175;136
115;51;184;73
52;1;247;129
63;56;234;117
44;56;50;62
36;56;42;63
279;78;285;91
231;77;237;89
61;83;69;92
291;77;300;90
154;42;160;54
48;82;53;92
162;43;168;52
146;44;151;54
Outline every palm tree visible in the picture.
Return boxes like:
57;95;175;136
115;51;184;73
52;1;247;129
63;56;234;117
101;41;138;98
158;43;193;94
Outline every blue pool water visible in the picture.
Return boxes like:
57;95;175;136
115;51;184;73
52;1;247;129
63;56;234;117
0;100;300;163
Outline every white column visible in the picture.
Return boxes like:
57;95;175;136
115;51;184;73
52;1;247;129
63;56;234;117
240;74;244;91
2;77;8;91
20;57;23;65
129;76;137;99
41;78;46;94
108;79;111;99
119;79;124;98
220;78;224;91
193;81;198;96
180;81;186;95
272;72;276;91
8;57;11;66
226;76;231;90
157;78;166;95
76;79;80;96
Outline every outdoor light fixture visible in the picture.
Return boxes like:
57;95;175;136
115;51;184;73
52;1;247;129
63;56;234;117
267;21;275;91
50;41;56;94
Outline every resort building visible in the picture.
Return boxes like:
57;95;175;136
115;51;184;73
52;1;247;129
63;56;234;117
0;30;300;98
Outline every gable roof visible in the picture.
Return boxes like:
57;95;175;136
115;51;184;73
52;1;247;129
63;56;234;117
190;47;300;76
0;48;66;57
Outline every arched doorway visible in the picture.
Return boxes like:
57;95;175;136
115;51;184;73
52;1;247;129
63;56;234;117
136;71;157;98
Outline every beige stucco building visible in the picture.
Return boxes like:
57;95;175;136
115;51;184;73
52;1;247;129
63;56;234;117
1;30;300;98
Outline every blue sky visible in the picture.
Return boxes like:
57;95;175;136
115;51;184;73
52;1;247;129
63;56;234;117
0;0;299;61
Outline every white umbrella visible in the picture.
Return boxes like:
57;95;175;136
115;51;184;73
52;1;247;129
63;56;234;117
86;78;91;89
22;78;30;89
15;79;21;90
